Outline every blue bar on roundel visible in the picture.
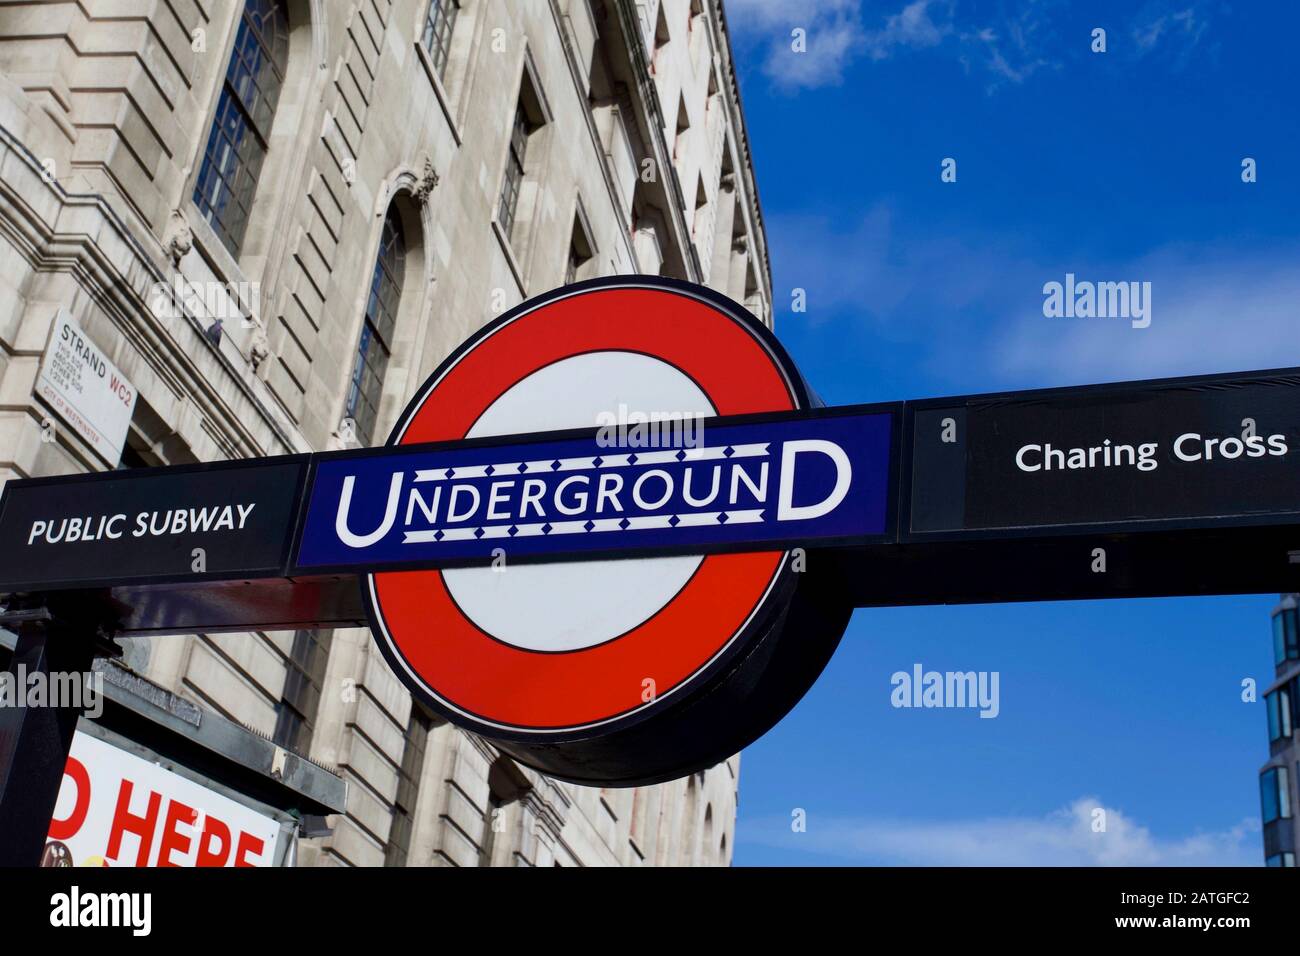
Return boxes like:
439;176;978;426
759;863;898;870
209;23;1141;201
293;410;894;572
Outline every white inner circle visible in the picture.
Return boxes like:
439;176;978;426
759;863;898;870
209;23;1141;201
442;352;715;652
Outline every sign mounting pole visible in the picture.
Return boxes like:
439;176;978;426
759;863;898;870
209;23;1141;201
0;605;109;866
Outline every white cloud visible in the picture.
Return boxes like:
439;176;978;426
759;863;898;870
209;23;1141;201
768;207;1300;392
766;204;1040;335
726;0;1061;93
728;0;1221;95
1134;17;1168;51
725;0;868;91
958;1;1059;91
741;797;1261;865
726;0;955;92
726;0;859;26
864;0;950;61
991;244;1300;386
1134;4;1210;61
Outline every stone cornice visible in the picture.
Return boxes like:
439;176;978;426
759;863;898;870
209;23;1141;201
462;730;571;839
0;120;309;459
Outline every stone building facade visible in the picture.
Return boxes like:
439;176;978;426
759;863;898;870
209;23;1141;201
0;0;769;865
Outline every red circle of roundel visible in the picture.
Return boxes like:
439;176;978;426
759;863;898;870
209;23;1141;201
367;281;804;734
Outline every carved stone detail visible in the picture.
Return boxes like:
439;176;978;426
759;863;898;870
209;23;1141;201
414;157;440;205
163;208;193;266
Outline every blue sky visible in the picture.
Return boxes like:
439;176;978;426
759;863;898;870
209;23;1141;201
726;0;1298;865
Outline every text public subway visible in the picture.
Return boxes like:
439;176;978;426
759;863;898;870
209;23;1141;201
1015;431;1289;473
26;503;257;546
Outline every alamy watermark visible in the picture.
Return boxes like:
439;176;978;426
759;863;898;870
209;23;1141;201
890;663;1000;718
594;404;705;449
1042;273;1151;329
148;274;259;326
50;886;151;936
0;666;103;718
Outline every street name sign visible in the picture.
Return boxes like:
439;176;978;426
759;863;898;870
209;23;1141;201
35;311;138;469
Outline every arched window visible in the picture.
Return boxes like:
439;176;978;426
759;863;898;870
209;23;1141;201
193;0;290;256
347;207;406;445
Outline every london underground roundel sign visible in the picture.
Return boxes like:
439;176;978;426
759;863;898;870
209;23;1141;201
365;277;855;786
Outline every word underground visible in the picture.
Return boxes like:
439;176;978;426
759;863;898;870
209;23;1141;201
0;665;102;718
333;440;848;549
297;411;887;569
49;887;151;937
1042;273;1152;329
890;664;1000;718
26;503;257;545
1014;431;1289;474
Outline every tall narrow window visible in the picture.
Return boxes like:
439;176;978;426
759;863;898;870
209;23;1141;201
421;0;460;78
565;209;594;285
193;0;290;257
1261;766;1292;824
498;102;533;242
386;707;433;867
346;208;406;445
650;3;670;75
496;67;548;253
1273;606;1299;665
692;173;708;238
1268;685;1293;742
673;93;690;163
273;629;329;753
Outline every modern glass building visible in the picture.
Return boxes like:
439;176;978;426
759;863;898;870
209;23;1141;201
1261;593;1299;866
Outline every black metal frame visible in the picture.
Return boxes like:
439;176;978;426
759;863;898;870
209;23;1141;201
0;599;123;866
6;273;1300;853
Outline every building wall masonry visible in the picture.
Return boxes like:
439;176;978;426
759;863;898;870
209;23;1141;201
0;0;770;866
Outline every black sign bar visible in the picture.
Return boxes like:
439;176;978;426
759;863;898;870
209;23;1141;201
0;367;1298;627
0;456;310;591
851;367;1300;607
907;368;1300;539
0;456;371;636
